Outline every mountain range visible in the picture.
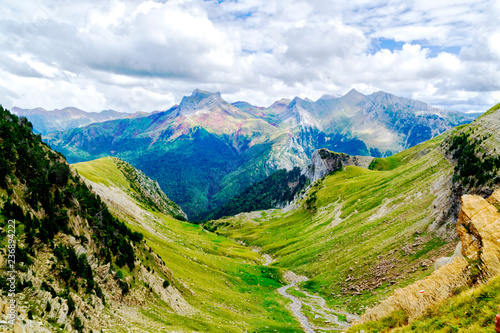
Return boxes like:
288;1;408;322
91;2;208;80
11;106;156;135
0;100;499;332
39;89;474;220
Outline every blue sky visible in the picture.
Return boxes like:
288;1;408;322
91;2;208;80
0;0;498;113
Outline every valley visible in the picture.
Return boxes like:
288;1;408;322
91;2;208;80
0;101;499;332
1;1;498;332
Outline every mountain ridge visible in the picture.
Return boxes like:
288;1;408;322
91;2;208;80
12;106;155;135
43;89;475;220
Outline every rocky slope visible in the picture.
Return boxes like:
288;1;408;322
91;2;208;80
12;106;152;135
44;89;474;220
350;188;500;331
302;148;374;182
206;148;375;220
74;157;187;221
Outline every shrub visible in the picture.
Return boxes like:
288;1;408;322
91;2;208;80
73;316;84;332
115;270;124;280
119;280;129;295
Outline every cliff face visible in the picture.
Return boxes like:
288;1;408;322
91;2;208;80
114;158;187;220
356;189;500;324
302;148;374;182
457;191;500;281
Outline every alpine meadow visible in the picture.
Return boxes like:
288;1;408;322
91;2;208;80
1;1;500;333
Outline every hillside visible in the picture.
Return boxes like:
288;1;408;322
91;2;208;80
206;149;374;221
0;106;301;332
44;89;473;220
205;134;459;314
71;156;306;332
73;157;187;221
0;105;169;332
11;107;153;135
204;102;500;331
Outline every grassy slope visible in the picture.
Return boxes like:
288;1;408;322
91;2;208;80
73;157;302;333
206;134;458;314
344;104;500;332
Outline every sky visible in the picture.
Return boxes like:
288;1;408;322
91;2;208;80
0;0;499;113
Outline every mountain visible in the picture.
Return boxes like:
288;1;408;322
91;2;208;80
0;106;303;332
11;106;154;134
0;106;180;332
44;89;474;220
73;157;187;221
44;89;305;220
237;88;475;156
2;98;499;332
206;149;374;220
204;102;500;332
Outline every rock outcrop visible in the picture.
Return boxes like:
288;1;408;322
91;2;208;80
302;148;374;182
457;191;500;281
356;189;500;324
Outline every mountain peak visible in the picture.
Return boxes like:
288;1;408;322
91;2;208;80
191;88;218;99
179;89;225;115
340;88;366;104
345;88;364;97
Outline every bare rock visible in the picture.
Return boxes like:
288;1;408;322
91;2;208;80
302;148;374;182
420;259;433;268
13;322;25;333
56;301;68;325
282;270;308;284
435;242;462;271
95;263;111;279
457;190;500;280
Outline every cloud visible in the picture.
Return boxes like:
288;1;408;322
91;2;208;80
0;0;497;114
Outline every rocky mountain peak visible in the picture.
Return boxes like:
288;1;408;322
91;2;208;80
340;88;366;105
318;93;341;100
178;89;225;115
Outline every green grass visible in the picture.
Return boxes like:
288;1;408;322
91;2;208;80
478;102;500;119
73;157;302;332
348;309;409;332
207;133;456;313
73;157;130;189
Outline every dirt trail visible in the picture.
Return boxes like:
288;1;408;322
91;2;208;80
262;254;276;266
278;283;316;333
259;251;356;332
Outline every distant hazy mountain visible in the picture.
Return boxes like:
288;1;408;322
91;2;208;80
11;106;155;134
44;89;474;219
236;88;475;157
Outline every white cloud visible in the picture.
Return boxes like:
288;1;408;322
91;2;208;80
0;0;497;114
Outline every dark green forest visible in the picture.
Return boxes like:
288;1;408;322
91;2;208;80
204;167;309;222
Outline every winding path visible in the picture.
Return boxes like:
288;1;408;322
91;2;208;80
259;251;357;332
278;283;316;333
